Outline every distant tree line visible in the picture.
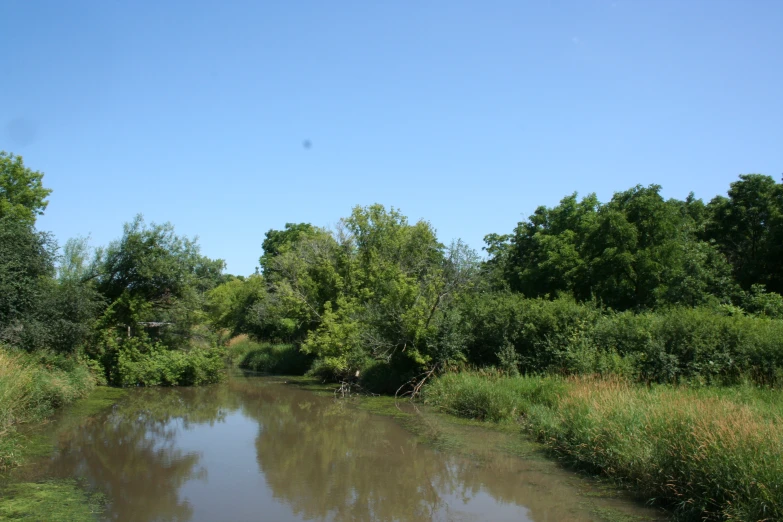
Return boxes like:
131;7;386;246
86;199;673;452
208;174;783;389
2;149;782;388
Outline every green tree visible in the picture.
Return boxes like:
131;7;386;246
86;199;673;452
205;274;267;335
0;151;52;225
299;205;478;378
93;215;224;344
492;185;733;310
259;223;315;272
704;174;783;293
0;216;56;349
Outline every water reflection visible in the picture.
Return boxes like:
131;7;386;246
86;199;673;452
44;387;236;522
243;384;451;521
27;376;661;522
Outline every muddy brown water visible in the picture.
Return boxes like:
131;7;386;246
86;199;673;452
18;374;665;522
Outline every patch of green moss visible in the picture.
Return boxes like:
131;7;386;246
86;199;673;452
0;479;105;521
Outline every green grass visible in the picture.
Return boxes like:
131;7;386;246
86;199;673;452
423;369;567;422
0;479;105;521
424;372;783;521
0;349;96;472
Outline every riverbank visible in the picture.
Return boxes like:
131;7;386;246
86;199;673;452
5;372;666;521
186;335;783;520
0;377;127;521
424;372;783;521
0;349;97;472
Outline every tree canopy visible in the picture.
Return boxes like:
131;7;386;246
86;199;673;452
0;151;51;225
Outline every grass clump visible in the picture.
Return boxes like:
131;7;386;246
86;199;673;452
424;370;566;422
0;479;105;521
233;337;313;375
0;349;96;471
424;371;783;521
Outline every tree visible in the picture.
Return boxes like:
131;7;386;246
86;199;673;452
0;151;52;225
93;215;224;344
490;185;733;310
298;205;478;378
205;274;267;335
704;174;783;293
259;223;315;273
0;216;56;349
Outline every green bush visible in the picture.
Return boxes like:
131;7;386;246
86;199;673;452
460;294;783;385
594;308;783;384
358;359;418;395
238;342;313;375
100;335;224;386
460;294;603;373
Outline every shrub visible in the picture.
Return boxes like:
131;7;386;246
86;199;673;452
99;334;224;386
238;342;313;375
461;294;783;385
358;359;418;395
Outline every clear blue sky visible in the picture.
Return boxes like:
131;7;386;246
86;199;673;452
2;0;781;276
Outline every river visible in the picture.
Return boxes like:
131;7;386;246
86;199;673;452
11;373;665;522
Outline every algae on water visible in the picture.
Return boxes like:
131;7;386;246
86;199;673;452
0;479;105;522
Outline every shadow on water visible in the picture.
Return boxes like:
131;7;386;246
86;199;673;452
12;375;665;522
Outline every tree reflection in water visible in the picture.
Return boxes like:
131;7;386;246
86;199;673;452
27;378;658;522
42;387;236;522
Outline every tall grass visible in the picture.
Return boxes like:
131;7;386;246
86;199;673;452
0;349;95;471
424;372;783;521
422;370;567;422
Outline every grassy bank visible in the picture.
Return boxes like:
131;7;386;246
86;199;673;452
0;349;96;472
424;372;783;521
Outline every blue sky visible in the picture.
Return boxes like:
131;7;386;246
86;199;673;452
2;0;781;275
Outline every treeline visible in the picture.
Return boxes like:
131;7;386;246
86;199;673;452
213;175;783;389
0;151;225;393
3;149;783;391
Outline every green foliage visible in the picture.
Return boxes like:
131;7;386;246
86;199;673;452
593;307;783;385
0;216;57;348
237;341;313;375
94;215;224;340
358;359;418;394
206;274;267;335
296;206;480;379
0;479;106;521
426;374;783;521
492;184;739;311
424;371;567;422
704;174;783;294
0;348;96;470
255;226;346;343
459;293;783;385
460;293;602;373
0;151;52;225
741;284;783;319
259;222;316;272
0;217;102;354
98;333;224;387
